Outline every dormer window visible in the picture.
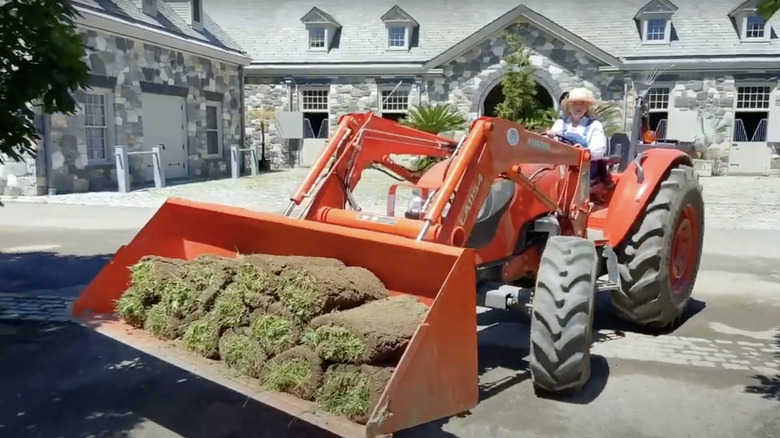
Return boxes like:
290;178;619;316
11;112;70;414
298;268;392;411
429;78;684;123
729;0;772;42
745;15;767;39
301;7;340;51
381;5;418;50
192;0;202;29
635;0;677;44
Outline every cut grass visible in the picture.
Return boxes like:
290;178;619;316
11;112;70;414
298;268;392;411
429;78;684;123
143;303;182;340
250;313;298;356
115;287;148;328
211;286;248;329
303;325;365;363
182;317;221;359
218;331;266;378
277;270;320;323
234;261;276;307
316;367;372;421
261;346;323;400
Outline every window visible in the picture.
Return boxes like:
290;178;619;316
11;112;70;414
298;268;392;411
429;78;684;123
192;0;201;24
84;92;112;161
205;103;221;155
300;89;329;139
733;86;770;142
388;26;406;48
646;87;669;139
309;27;326;49
645;19;667;41
380;89;409;121
745;15;766;39
736;86;771;110
301;89;329;112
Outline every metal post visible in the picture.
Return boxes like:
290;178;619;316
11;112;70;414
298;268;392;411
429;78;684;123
249;147;259;176
114;145;130;193
151;145;166;188
230;144;239;179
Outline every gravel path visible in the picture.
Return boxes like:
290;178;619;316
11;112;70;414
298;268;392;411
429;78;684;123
2;169;779;230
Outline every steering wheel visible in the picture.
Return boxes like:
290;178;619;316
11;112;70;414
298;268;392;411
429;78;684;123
553;134;578;146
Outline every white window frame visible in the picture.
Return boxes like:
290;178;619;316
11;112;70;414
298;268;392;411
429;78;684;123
82;88;115;165
300;87;330;112
191;0;203;30
387;24;411;50
742;15;769;41
307;25;334;51
379;87;410;116
640;16;672;44
646;87;671;112
204;102;222;157
735;84;772;112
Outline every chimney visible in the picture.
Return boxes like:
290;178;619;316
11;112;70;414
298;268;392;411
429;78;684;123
142;0;158;17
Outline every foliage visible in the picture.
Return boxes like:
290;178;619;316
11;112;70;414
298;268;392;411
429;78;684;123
591;103;624;136
399;102;466;134
0;0;90;165
399;102;467;173
495;30;550;126
758;0;780;20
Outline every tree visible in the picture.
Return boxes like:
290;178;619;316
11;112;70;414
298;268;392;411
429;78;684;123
495;30;547;125
757;0;779;19
0;0;90;165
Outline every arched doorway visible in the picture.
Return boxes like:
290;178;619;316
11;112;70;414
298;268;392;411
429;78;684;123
482;82;555;117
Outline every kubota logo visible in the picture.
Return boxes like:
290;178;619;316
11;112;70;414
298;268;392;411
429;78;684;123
458;173;483;227
528;138;549;152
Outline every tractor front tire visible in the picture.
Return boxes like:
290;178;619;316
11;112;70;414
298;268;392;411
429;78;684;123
611;164;705;329
529;235;597;394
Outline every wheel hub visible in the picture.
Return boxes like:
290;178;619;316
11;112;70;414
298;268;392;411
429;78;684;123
670;204;699;295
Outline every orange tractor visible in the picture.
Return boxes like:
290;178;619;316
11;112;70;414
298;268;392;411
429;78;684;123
72;108;704;437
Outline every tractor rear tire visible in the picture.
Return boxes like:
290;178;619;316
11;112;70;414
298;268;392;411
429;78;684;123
529;235;597;394
611;164;704;329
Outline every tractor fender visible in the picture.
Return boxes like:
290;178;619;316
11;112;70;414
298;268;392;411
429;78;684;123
604;148;694;248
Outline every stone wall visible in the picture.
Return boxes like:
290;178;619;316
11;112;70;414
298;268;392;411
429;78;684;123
0;153;37;196
44;27;242;194
427;22;625;123
244;78;422;168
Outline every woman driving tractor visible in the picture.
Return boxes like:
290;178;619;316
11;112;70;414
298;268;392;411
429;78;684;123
545;87;608;181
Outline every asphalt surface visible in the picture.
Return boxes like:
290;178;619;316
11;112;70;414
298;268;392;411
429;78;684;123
0;202;778;438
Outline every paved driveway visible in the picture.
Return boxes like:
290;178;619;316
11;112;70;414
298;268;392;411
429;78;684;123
0;173;778;438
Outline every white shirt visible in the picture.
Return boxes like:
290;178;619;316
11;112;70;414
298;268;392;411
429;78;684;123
548;116;607;161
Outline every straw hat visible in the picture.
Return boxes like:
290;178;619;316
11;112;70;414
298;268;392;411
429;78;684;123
561;87;599;110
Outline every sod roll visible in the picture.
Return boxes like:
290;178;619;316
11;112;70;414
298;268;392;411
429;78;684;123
242;254;345;275
181;316;222;359
316;364;394;425
182;254;239;311
277;265;389;323
304;296;428;364
218;330;267;378
261;345;324;401
249;303;301;357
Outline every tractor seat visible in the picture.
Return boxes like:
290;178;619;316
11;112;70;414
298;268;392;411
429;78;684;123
467;179;516;249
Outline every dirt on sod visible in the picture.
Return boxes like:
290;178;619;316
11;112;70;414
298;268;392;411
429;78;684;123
183;255;239;310
316;364;394;424
304;296;428;364
181;316;222;359
261;345;324;401
277;265;389;323
243;254;345;275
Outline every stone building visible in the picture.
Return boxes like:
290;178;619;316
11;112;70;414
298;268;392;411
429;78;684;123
204;0;780;175
0;0;250;196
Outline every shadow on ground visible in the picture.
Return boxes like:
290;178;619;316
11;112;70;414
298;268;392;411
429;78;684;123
0;251;112;295
745;330;780;401
0;321;340;438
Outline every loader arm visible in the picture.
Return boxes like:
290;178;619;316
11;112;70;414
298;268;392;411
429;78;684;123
284;112;458;217
424;117;594;245
288;112;594;246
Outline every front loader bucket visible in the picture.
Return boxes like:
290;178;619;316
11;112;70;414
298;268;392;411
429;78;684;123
71;197;478;437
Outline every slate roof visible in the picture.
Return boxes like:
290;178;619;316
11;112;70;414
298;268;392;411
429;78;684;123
201;0;780;64
72;0;245;54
